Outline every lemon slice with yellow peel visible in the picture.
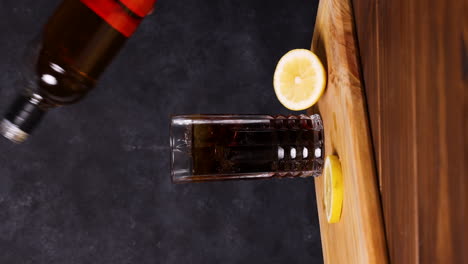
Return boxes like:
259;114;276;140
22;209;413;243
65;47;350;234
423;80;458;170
273;49;326;111
324;155;344;224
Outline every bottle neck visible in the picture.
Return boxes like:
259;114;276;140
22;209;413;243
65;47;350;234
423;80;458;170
1;93;47;143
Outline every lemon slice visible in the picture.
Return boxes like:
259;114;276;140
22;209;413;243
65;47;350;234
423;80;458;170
324;155;344;223
273;49;326;111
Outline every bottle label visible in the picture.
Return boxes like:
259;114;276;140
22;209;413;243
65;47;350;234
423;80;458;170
80;0;156;37
120;0;156;17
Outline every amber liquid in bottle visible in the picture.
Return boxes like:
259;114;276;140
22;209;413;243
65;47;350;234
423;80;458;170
1;0;150;143
38;0;131;104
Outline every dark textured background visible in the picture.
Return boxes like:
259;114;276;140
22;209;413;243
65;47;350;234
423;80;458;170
0;0;322;263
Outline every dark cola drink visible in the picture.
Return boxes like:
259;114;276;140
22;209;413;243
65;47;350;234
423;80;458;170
171;114;325;183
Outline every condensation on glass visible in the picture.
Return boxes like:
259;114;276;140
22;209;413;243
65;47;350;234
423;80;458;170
170;114;325;183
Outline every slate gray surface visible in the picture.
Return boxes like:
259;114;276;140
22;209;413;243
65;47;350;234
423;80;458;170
0;0;322;263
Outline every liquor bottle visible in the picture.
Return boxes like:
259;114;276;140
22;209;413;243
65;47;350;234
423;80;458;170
0;0;156;143
170;114;325;183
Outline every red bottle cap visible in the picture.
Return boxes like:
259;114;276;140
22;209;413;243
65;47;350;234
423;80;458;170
119;0;157;17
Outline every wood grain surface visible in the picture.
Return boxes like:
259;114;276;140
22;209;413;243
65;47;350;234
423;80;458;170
352;0;467;263
307;0;388;262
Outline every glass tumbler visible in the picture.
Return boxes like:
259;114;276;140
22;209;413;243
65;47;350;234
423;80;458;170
170;114;324;183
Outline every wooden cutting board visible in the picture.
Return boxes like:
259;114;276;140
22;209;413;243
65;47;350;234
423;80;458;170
307;0;388;262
